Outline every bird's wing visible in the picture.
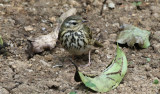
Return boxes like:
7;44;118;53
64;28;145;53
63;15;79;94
84;25;103;47
83;25;92;39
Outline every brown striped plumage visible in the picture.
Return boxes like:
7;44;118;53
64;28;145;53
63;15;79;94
58;15;102;66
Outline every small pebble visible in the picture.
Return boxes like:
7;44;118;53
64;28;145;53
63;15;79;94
96;28;100;32
26;69;33;72
103;4;107;10
93;0;102;6
0;86;9;94
112;23;120;28
95;49;100;54
44;54;53;61
108;0;115;9
68;0;80;7
40;60;51;67
49;16;56;22
41;27;46;31
24;25;34;31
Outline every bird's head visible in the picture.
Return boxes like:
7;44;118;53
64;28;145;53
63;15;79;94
62;15;87;30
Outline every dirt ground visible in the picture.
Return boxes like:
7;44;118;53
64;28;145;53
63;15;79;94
0;0;160;94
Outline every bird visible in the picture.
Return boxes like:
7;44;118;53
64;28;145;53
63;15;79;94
58;15;103;67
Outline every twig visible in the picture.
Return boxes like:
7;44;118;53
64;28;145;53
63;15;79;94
100;0;107;15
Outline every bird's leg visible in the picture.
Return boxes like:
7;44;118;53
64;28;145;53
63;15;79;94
83;50;92;67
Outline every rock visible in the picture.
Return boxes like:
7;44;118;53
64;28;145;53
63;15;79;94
108;0;115;9
119;17;129;24
152;70;160;79
152;40;160;53
150;6;160;13
96;28;100;32
103;40;110;46
153;43;160;53
49;16;56;22
8;60;29;72
150;61;159;68
44;54;53;61
0;86;9;94
86;5;91;12
40;60;51;67
14;15;29;25
103;4;107;10
153;31;160;41
107;54;112;59
95;49;100;54
47;80;60;89
144;64;151;71
68;0;80;7
152;13;159;18
105;22;109;27
109;34;117;41
93;0;102;6
100;31;108;40
25;69;33;72
112;23;120;28
41;27;46;31
24;25;34;31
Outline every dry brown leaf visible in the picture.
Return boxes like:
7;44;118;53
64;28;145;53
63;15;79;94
27;8;77;58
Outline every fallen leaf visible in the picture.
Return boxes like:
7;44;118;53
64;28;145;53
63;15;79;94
27;8;77;58
146;58;151;62
73;45;127;92
117;24;151;48
69;91;77;94
153;79;159;84
133;1;142;6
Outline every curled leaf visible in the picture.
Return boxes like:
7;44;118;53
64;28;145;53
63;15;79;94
27;8;77;58
117;24;151;48
73;45;127;92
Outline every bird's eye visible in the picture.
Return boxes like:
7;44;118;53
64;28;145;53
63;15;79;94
72;22;77;25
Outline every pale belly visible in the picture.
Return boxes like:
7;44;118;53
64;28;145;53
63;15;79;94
61;30;91;55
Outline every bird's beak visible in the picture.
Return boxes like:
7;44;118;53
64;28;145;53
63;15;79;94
82;20;88;23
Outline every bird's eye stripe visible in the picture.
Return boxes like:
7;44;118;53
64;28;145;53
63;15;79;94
69;20;77;23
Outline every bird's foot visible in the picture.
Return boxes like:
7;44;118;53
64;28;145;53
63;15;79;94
80;61;92;68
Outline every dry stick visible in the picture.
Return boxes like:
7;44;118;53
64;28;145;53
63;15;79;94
100;0;107;15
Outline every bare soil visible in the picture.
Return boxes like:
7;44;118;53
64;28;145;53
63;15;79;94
0;0;160;94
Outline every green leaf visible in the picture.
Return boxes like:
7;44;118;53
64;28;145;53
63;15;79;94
153;79;159;84
69;91;77;94
117;24;151;48
146;58;151;62
0;35;3;46
137;1;142;6
74;45;127;92
133;1;142;6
